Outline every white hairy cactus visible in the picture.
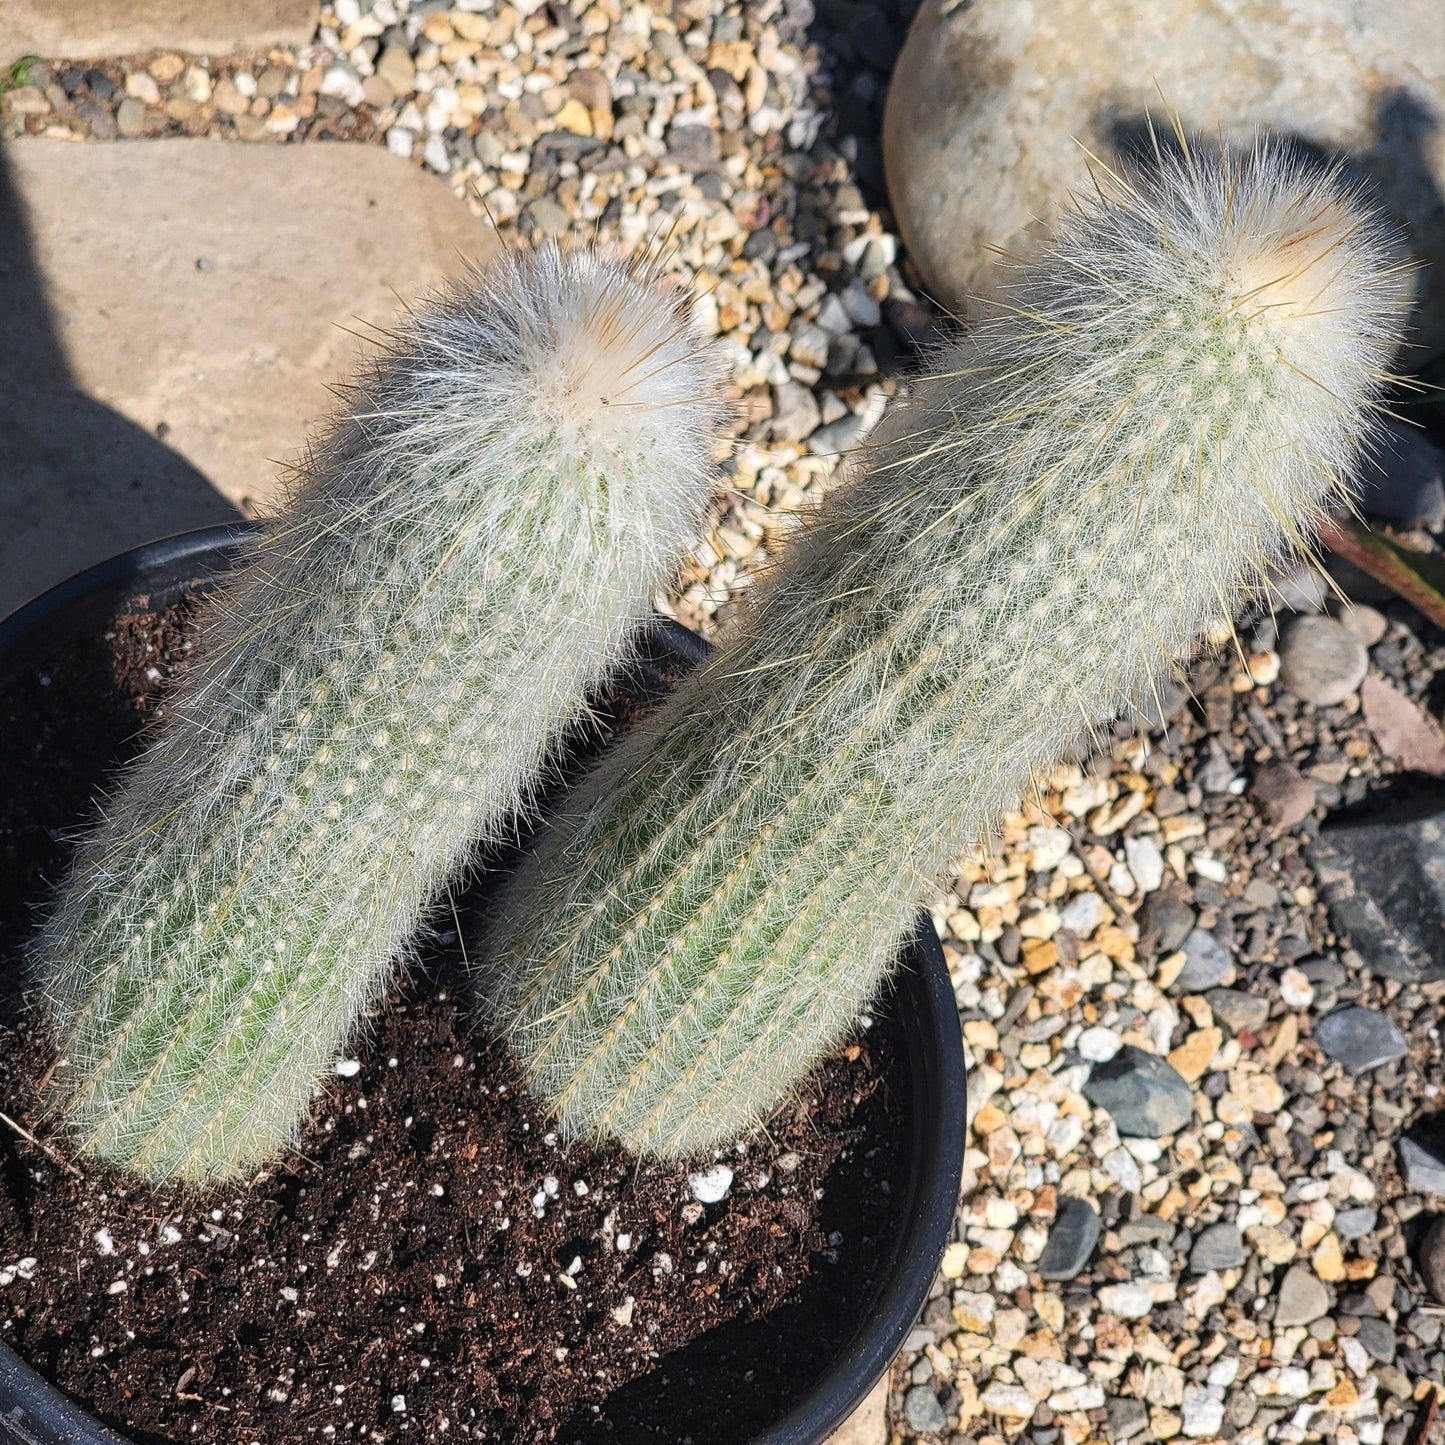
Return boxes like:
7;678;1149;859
39;244;723;1184
478;142;1412;1158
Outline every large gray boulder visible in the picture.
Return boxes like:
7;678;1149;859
0;139;496;618
883;0;1445;357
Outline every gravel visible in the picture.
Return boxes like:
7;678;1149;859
1279;616;1371;707
6;3;1445;1440
1314;1005;1410;1075
1082;1046;1194;1137
1274;1264;1332;1327
1189;1222;1246;1273
1035;1195;1100;1281
1173;926;1234;990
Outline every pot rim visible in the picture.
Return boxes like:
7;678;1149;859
0;525;966;1445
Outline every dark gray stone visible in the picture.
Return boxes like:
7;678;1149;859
1314;1006;1408;1075
1189;1222;1246;1273
1115;1215;1174;1247
1355;1316;1398;1364
1250;761;1317;830
1174;928;1233;992
1037;1195;1101;1281
1419;1215;1445;1305
1104;1397;1150;1442
1355;418;1445;529
1308;793;1445;983
1083;1046;1194;1137
1399;1139;1445;1197
1206;988;1270;1033
1141;889;1196;954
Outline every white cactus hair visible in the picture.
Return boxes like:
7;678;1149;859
477;134;1413;1161
301;240;724;556
1009;131;1414;548
38;240;725;1184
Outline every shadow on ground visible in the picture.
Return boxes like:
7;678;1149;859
0;143;237;622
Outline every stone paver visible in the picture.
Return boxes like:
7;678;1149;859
0;137;495;617
1;0;317;65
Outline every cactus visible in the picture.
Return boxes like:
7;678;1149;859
38;244;722;1184
477;142;1411;1158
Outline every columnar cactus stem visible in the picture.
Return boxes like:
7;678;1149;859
38;245;722;1184
478;143;1411;1158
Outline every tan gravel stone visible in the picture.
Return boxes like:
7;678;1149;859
1169;1027;1223;1083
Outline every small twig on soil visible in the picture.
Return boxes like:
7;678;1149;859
0;1109;83;1179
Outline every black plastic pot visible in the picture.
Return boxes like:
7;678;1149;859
0;526;967;1445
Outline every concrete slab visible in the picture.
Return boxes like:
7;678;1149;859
0;137;497;619
1;0;318;65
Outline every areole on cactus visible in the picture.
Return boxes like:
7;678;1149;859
477;140;1413;1159
37;245;723;1185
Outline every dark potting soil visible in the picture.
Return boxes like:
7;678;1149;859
0;587;907;1445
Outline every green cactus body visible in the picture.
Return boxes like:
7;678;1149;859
479;146;1410;1158
38;246;721;1184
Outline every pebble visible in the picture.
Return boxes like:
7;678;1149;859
1180;1385;1225;1439
115;96;146;137
771;381;821;443
1278;968;1315;1009
1360;672;1445;775
1334;1207;1379;1241
979;1383;1035;1420
1249;761;1317;830
903;1384;948;1433
1077;1026;1121;1062
1036;1196;1100;1281
1313;1006;1408;1075
374;44;416;99
1278;616;1369;707
1337;604;1389;648
1106;1398;1150;1441
1189;1222;1246;1273
1311;805;1445;983
1096;1282;1154;1320
1204;988;1269;1034
1354;1316;1397;1364
687;1165;733;1204
1140;890;1196;954
1082;1046;1193;1138
1273;1265;1331;1327
1059;889;1107;937
1419;1215;1445;1303
1173;928;1232;992
1198;737;1238;794
1123;836;1164;894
